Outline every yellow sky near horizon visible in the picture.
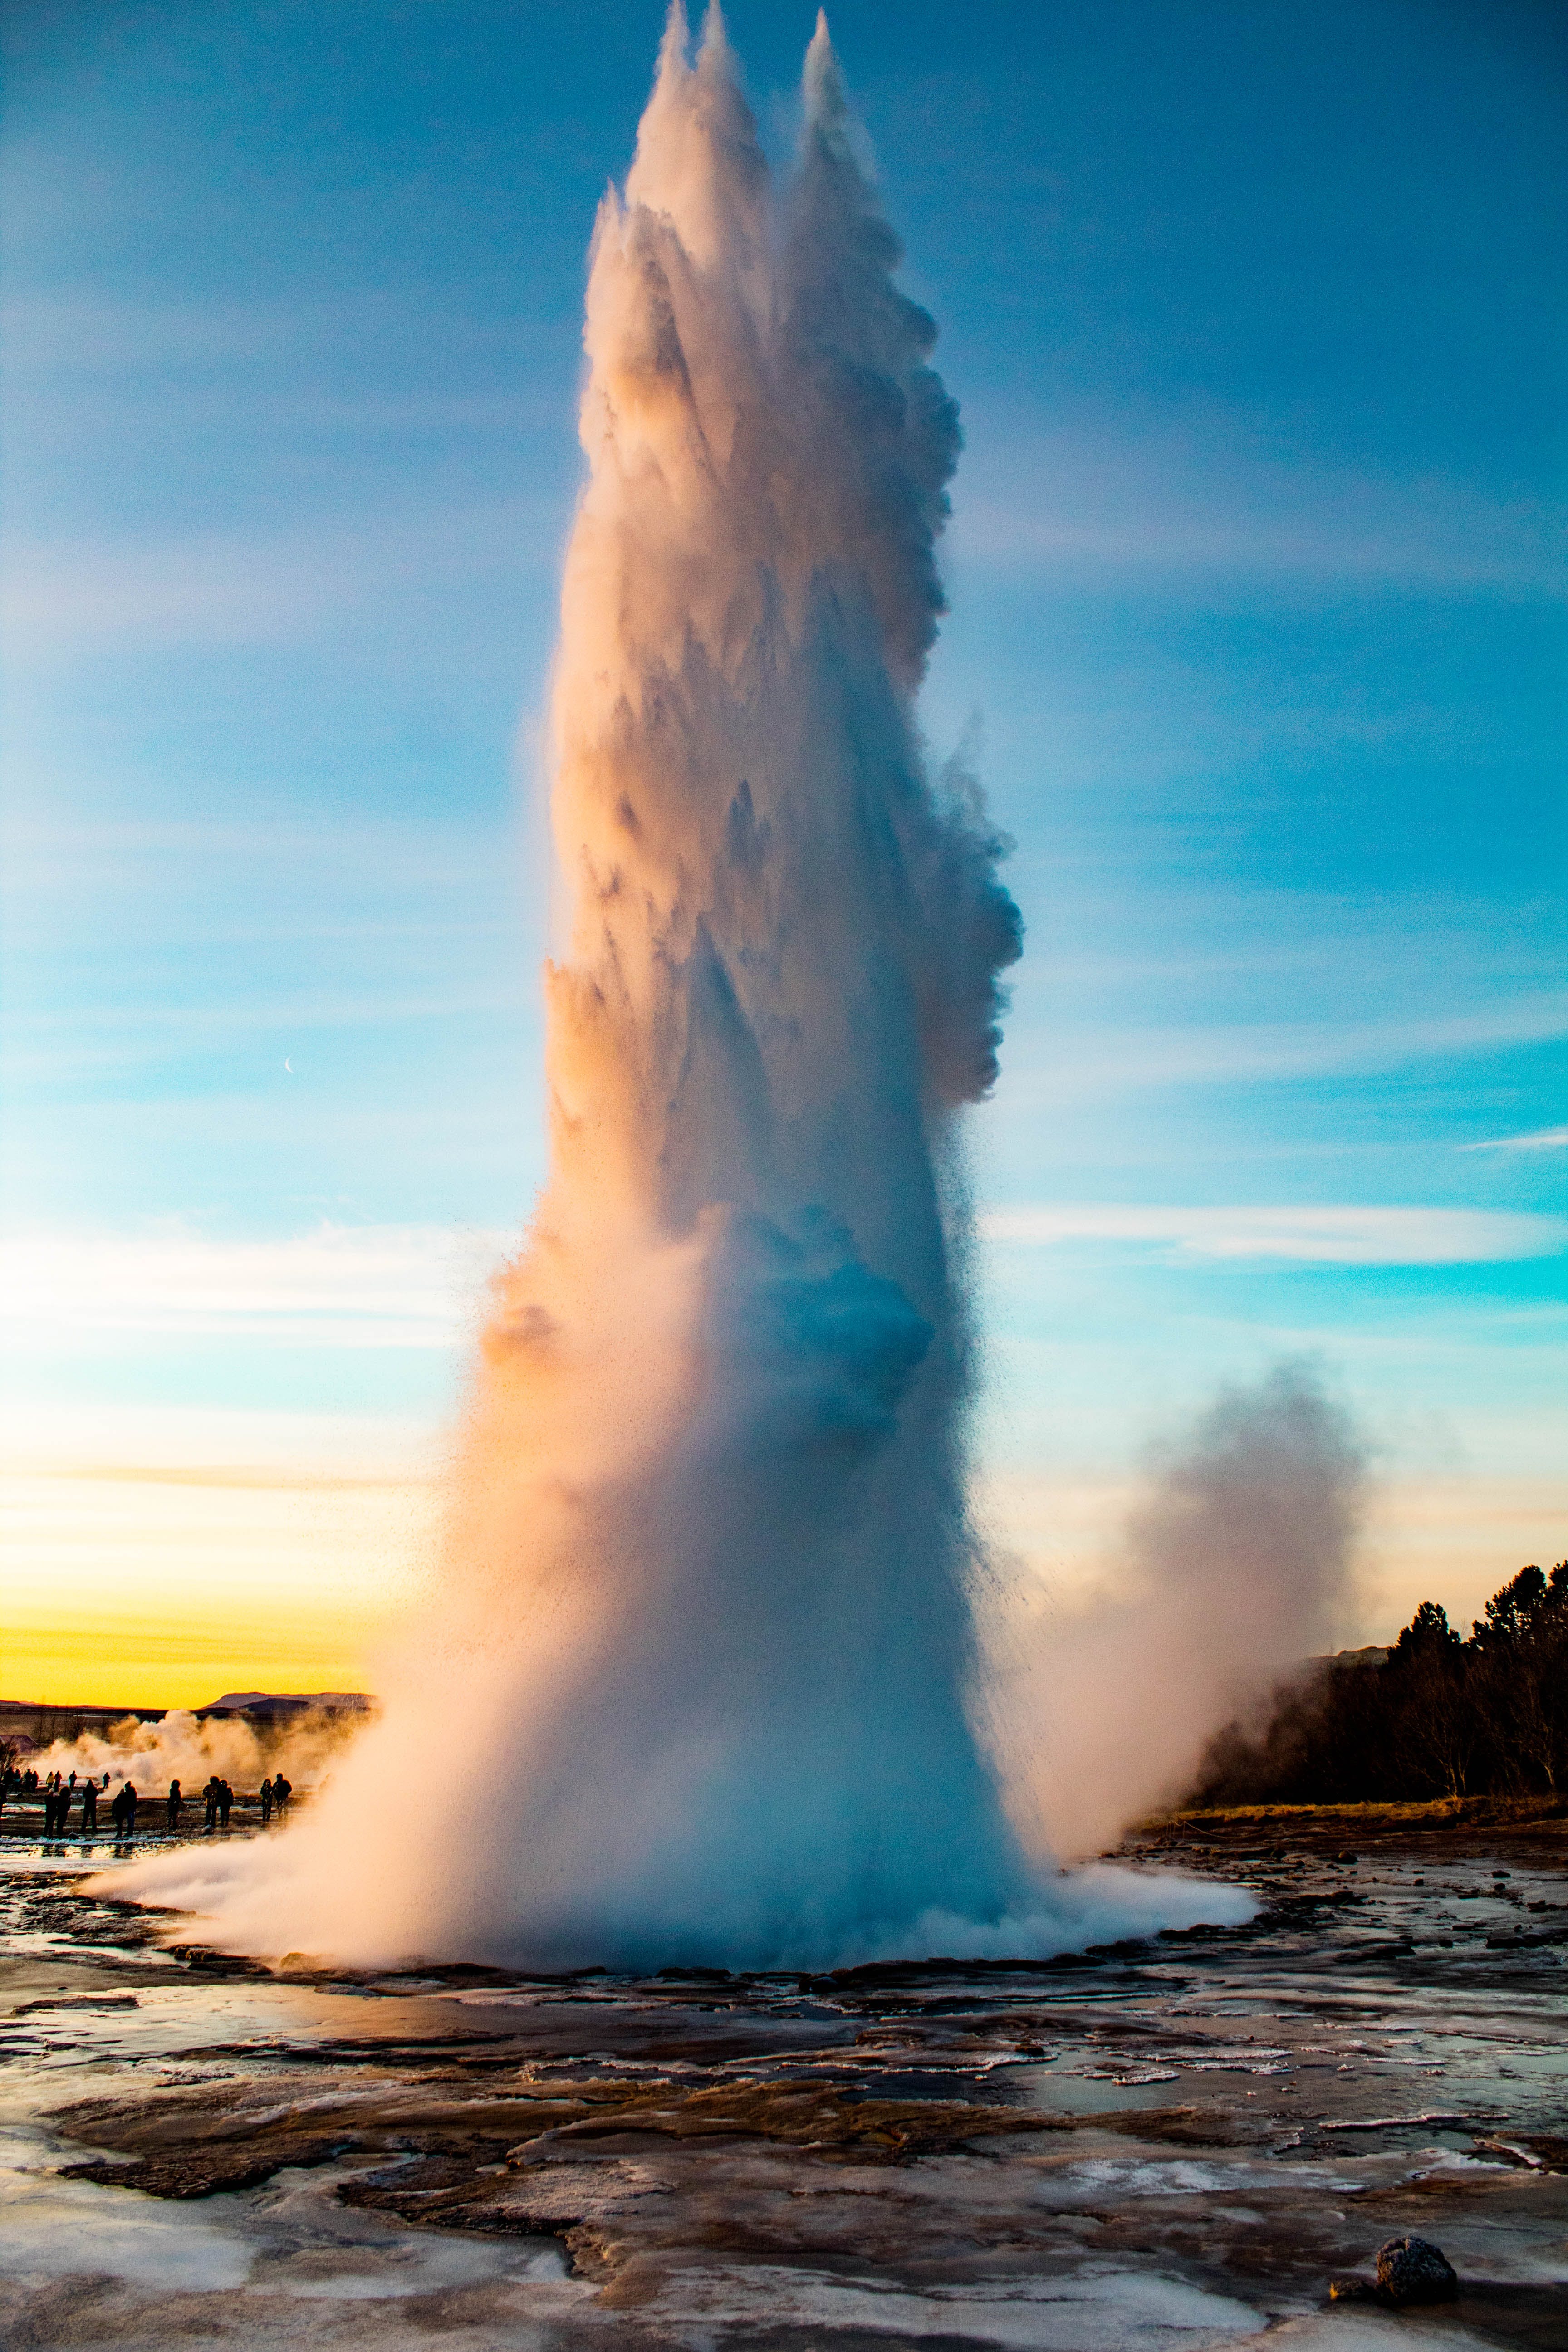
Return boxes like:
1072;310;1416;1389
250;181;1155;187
3;1459;436;1708
5;1441;1563;1710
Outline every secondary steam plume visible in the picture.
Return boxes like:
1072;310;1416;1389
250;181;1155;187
103;10;1248;1967
23;1705;361;1800
996;1362;1366;1859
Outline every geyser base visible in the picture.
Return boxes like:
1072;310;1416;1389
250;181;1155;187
91;1834;1253;1975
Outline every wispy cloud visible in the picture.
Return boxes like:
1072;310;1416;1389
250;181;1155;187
0;1396;443;1479
1460;1125;1568;1154
951;412;1566;598
0;288;562;386
1007;997;1568;1099
980;1204;1568;1265
0;986;530;1088
0;500;562;657
19;1462;426;1492
0;1225;510;1348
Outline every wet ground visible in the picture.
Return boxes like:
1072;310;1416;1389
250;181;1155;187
1;1811;1564;2350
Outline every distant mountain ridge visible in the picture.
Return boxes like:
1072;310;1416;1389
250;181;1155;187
204;1691;373;1717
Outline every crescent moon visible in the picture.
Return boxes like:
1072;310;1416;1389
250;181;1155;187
284;1058;294;1073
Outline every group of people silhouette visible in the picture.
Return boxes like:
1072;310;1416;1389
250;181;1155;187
0;1762;296;1839
29;1769;110;1835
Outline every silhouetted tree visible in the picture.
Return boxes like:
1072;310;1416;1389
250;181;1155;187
1387;1601;1475;1797
1468;1562;1568;1793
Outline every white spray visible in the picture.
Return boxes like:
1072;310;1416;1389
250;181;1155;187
103;9;1250;1966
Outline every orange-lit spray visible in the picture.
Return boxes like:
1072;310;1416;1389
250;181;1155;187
107;10;1250;1967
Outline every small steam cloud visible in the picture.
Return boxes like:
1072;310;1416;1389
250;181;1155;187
991;1362;1367;1859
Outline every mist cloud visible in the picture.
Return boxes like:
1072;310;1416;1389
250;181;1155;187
991;1361;1367;1858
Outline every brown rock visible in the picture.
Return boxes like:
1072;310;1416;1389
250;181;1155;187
1376;2235;1460;2305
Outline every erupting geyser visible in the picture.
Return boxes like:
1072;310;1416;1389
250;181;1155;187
108;7;1250;1969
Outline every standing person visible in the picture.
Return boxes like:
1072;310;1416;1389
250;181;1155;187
203;1777;219;1831
217;1779;232;1829
80;1779;98;1835
272;1774;292;1819
259;1776;273;1825
167;1779;182;1832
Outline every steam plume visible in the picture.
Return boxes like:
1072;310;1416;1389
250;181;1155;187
995;1362;1367;1859
23;1707;359;1800
102;10;1249;1967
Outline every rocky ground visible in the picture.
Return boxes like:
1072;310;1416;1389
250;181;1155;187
0;1806;1563;2350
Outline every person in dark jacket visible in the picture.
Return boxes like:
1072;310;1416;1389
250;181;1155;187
259;1776;273;1825
80;1780;98;1834
167;1779;182;1832
216;1779;232;1829
110;1782;137;1838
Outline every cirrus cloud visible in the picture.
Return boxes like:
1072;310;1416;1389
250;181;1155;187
980;1203;1568;1265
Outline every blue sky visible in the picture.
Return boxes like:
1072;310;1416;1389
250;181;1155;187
2;0;1563;1694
